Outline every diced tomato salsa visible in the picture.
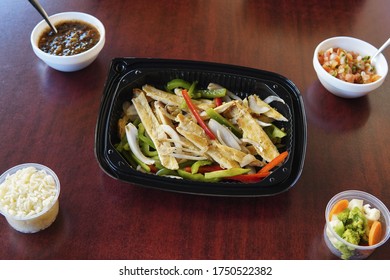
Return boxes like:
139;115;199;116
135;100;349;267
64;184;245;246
318;47;381;84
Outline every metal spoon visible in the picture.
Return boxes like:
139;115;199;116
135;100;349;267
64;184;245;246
28;0;57;33
371;38;390;63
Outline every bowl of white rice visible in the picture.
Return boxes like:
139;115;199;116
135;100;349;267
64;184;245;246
0;163;60;233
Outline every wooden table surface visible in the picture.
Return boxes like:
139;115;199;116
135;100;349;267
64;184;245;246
1;0;390;260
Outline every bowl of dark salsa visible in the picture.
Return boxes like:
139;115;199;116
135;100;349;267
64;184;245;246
31;12;105;72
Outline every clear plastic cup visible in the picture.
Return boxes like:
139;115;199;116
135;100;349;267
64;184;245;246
0;163;60;233
324;190;390;259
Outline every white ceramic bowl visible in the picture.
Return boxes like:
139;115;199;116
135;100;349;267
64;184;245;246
0;163;60;233
313;36;388;98
31;12;105;72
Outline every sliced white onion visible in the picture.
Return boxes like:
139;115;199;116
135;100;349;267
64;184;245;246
240;154;257;167
242;138;264;153
208;119;241;150
125;123;155;165
160;124;182;148
255;119;272;127
171;153;208;160
263;95;285;104
248;96;270;114
174;88;183;96
216;130;228;147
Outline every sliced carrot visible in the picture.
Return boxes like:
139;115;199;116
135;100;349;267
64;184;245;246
257;151;289;174
328;199;349;221
368;220;382;246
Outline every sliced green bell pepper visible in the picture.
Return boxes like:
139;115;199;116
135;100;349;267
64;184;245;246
263;124;286;144
204;168;250;180
177;169;219;182
205;108;242;138
190;160;212;174
197;88;226;99
166;79;191;91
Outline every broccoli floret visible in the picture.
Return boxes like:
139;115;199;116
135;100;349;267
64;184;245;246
347;207;365;230
346;207;369;243
337;206;369;246
337;208;350;224
342;228;360;245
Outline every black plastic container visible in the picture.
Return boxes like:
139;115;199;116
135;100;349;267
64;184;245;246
95;58;307;196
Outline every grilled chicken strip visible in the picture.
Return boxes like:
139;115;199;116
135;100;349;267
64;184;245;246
143;84;183;107
230;102;280;162
143;84;215;112
132;91;179;170
213;142;263;167
175;114;240;169
175;114;210;150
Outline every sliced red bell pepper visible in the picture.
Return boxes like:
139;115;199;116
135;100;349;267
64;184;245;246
181;89;216;140
226;171;270;183
214;97;223;106
148;164;158;174
184;165;224;174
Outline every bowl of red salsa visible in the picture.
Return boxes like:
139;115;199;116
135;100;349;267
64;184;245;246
313;36;388;98
30;12;105;72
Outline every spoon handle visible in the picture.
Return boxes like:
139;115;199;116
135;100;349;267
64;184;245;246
371;37;390;62
28;0;57;33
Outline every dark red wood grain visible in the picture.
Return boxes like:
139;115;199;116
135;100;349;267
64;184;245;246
1;0;389;260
